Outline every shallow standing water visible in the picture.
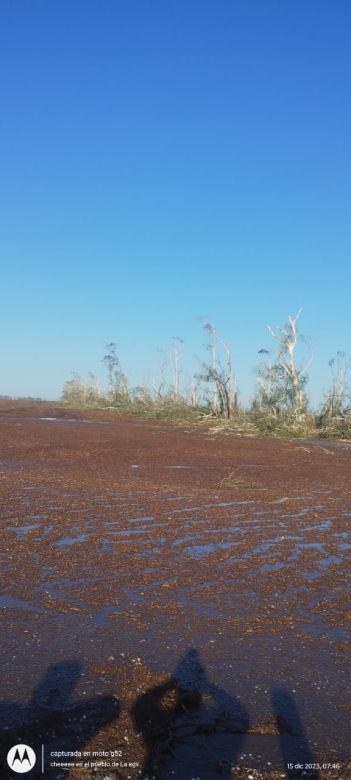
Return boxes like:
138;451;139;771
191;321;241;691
0;402;350;779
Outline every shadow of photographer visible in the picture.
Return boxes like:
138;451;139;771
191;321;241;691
0;653;323;779
133;649;322;779
272;687;320;779
132;647;249;779
0;660;120;779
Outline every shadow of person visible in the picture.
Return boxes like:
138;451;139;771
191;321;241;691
0;660;120;779
272;687;320;779
132;647;249;779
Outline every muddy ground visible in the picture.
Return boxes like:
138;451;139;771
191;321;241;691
0;400;350;780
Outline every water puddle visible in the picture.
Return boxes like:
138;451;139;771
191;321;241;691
109;527;149;536
319;554;343;569
125;587;146;603
139;542;167;556
41;524;54;537
35;577;93;600
0;595;43;612
44;417;97;424
274;496;314;504
298;610;350;640
5;522;41;538
166;465;192;469
176;598;220;617
288;542;325;562
259;561;285;572
217;500;255;506
251;540;281;556
279;534;304;541
302;570;321;581
173;535;197;547
56;534;89;547
127;515;155;524
303;519;333;531
171;506;206;514
37;417;109;426
166;496;191;501
169;499;252;515
92;605;121;626
332;531;350;539
184;541;242;559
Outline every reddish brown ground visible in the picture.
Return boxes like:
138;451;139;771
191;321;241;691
0;400;350;780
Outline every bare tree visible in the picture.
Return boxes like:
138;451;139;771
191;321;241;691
202;320;218;413
266;309;312;417
216;329;238;416
319;352;351;420
189;375;202;407
171;337;184;398
254;350;281;415
152;348;168;398
102;343;128;398
199;320;237;418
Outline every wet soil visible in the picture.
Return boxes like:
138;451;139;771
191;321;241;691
0;401;350;779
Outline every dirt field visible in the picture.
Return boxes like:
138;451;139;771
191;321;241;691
0;401;350;780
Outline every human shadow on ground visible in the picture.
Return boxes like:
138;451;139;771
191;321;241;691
133;650;324;780
0;660;120;779
0;656;324;780
272;687;320;779
132;647;249;779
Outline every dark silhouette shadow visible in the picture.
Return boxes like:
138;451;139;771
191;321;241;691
0;660;120;779
272;688;320;779
132;647;249;779
0;657;324;779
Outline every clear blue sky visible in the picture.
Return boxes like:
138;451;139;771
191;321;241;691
1;0;350;406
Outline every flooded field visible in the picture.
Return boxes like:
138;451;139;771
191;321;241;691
0;402;350;779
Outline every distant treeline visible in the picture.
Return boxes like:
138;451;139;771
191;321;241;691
62;313;351;439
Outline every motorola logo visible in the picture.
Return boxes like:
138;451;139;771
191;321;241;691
7;744;36;773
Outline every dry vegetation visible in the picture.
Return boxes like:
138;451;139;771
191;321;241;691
57;313;351;440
